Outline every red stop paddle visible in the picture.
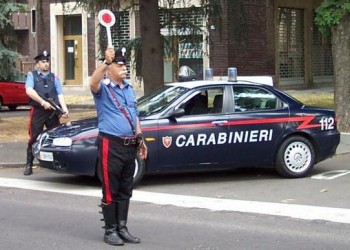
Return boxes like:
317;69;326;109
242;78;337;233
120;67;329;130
98;9;116;47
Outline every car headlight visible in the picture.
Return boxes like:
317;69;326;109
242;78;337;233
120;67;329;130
52;137;73;147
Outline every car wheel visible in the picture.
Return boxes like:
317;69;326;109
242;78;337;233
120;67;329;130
95;154;146;187
133;154;146;187
8;105;18;111
276;136;315;178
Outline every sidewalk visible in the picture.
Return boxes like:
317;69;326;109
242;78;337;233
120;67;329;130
0;87;349;167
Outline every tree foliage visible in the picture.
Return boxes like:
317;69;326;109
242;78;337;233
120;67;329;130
315;0;350;36
0;1;28;81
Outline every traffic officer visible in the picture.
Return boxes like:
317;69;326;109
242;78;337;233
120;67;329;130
24;51;69;175
90;47;147;246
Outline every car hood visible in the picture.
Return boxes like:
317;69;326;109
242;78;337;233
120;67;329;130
48;117;98;138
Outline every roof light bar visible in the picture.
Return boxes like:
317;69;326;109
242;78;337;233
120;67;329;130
228;67;237;82
205;68;213;80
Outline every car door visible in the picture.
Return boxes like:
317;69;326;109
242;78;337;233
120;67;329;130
226;85;289;166
0;81;27;105
156;86;231;171
11;82;27;104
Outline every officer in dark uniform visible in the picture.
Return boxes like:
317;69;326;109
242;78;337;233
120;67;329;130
90;47;148;246
24;51;69;175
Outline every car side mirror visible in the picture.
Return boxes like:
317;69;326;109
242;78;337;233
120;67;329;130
169;108;185;118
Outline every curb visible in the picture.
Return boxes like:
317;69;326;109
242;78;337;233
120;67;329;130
0;161;39;168
67;104;96;110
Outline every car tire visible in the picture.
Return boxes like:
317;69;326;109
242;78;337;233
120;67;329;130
133;154;146;187
95;154;146;187
276;136;315;178
8;105;17;111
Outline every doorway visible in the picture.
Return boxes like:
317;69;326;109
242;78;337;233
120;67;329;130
277;7;305;86
63;36;82;85
163;35;204;83
63;15;82;85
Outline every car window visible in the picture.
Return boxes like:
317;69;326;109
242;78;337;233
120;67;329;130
208;88;224;114
233;86;280;112
138;85;187;116
182;87;224;115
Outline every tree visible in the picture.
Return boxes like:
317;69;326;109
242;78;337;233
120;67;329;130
315;0;350;133
0;1;28;81
139;0;163;94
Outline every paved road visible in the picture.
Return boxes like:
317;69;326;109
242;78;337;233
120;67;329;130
1;164;350;250
2;153;350;220
1;186;349;250
0;107;29;118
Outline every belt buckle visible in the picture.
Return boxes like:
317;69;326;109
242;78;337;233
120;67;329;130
123;138;131;145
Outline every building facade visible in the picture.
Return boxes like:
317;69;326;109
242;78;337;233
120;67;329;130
12;0;332;92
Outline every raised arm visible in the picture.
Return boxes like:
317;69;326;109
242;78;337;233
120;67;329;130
90;47;115;93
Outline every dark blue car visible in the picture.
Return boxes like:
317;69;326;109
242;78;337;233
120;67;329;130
33;79;340;186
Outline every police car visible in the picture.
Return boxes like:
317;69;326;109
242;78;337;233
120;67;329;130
32;71;340;186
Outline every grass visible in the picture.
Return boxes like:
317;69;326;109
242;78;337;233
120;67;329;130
286;91;334;109
0;110;96;142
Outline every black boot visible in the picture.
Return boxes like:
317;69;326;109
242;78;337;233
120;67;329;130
23;147;34;175
101;202;124;246
116;200;140;244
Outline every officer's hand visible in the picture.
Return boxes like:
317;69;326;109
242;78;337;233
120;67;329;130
62;110;69;119
138;142;148;160
105;47;115;64
42;101;53;110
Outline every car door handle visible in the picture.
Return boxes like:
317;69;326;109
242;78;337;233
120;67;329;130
212;120;228;126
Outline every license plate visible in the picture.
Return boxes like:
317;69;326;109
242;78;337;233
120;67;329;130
39;151;53;162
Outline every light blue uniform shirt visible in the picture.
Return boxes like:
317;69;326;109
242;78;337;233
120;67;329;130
25;70;63;95
93;78;138;137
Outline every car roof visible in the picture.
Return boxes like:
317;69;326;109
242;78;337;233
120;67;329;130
165;75;274;89
166;79;269;89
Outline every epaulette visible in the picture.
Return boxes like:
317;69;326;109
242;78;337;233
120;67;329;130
123;80;133;88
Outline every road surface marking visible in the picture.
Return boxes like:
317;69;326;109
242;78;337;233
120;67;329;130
1;177;350;224
311;170;350;180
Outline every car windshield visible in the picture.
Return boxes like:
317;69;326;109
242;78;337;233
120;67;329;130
138;85;187;116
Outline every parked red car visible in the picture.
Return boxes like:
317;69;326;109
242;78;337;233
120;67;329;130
0;77;29;110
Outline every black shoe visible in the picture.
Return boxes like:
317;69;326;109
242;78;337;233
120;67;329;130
118;227;140;244
23;165;33;175
104;229;124;246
